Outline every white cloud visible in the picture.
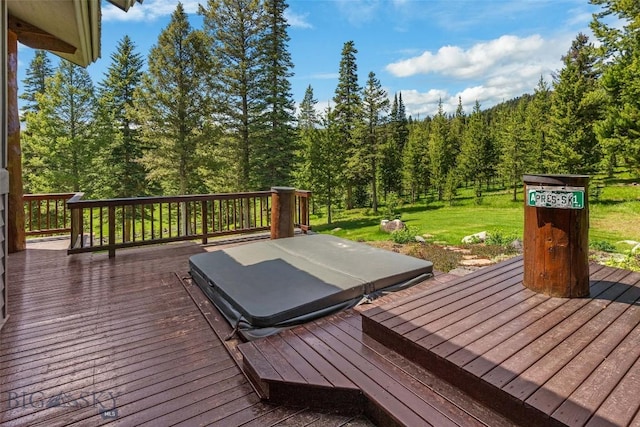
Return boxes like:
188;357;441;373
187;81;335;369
285;9;312;29
386;34;546;79
102;0;201;22
385;33;575;117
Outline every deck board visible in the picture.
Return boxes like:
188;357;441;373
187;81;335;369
360;257;640;426
1;242;375;427
239;307;512;427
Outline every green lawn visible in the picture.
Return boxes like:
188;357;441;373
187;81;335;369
311;183;640;252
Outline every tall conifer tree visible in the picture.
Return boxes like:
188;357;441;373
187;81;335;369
20;50;53;116
96;36;148;198
22;61;96;193
547;33;604;173
333;40;362;209
253;0;297;189
201;0;265;190
525;76;551;174
134;3;213;195
591;0;640;174
459;101;491;201
359;71;389;213
295;85;320;193
428;100;450;200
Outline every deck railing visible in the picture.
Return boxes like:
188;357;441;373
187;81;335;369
295;190;311;233
24;193;76;236
66;189;311;257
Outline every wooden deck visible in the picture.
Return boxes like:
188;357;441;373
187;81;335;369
239;254;640;426
0;241;373;426
361;256;640;426
5;239;640;427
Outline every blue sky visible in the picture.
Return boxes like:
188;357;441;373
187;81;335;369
18;0;599;118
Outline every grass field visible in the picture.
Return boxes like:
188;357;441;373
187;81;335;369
311;180;640;254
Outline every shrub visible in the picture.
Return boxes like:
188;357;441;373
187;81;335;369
589;240;616;253
390;226;415;244
605;252;640;272
485;229;519;247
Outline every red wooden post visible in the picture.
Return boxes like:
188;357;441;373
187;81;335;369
523;174;590;297
270;187;295;239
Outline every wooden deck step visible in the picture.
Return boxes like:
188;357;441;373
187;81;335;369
239;309;512;427
361;258;640;427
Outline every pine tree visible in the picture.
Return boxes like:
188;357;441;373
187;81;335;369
20;50;54;117
95;35;149;198
357;71;389;213
499;101;530;201
317;107;344;224
459;101;491;202
295;85;320;193
402;119;430;202
525;76;551;173
380;93;404;197
200;0;265;190
253;0;297;189
333;40;362;209
547;33;604;174
448;96;465;168
428;100;450;200
591;0;640;175
394;93;409;152
134;3;214;195
22;60;96;193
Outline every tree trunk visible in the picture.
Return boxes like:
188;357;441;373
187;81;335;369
372;158;378;214
7;31;25;253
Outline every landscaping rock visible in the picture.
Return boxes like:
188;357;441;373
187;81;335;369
510;239;523;252
459;258;493;267
381;219;405;233
331;227;342;232
461;231;487;244
415;235;426;244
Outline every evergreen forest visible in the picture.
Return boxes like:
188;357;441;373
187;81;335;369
18;0;640;224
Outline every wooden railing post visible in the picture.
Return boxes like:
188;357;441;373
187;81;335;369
201;201;208;244
523;174;589;297
297;190;311;233
67;193;85;250
108;205;116;258
70;207;82;249
270;187;295;239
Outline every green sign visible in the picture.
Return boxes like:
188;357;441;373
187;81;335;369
527;188;585;209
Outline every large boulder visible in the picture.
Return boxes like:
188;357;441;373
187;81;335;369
380;219;405;233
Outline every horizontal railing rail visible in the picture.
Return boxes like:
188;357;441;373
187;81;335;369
67;189;311;257
24;193;76;236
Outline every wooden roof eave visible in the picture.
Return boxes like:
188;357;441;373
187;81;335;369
6;0;142;67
